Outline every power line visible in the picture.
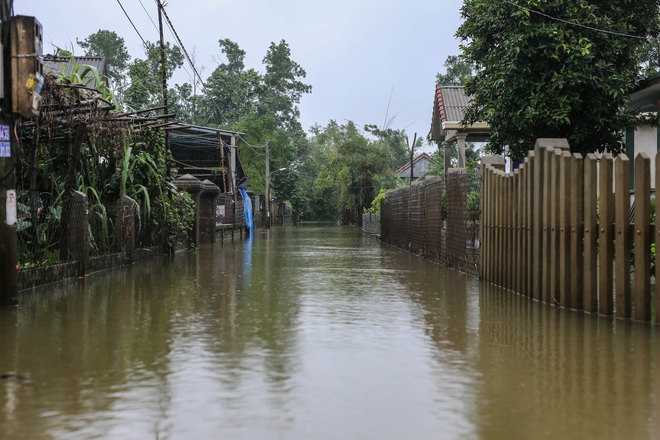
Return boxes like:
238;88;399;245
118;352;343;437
157;2;267;154
115;0;149;47
502;0;654;41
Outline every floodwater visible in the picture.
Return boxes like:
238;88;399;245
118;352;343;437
1;226;659;440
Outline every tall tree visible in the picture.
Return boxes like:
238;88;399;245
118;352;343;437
260;40;312;138
436;55;474;86
77;30;130;89
202;39;260;127
314;121;394;225
457;0;660;158
123;41;184;111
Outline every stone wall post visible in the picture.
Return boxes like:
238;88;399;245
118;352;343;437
174;174;203;246
199;180;220;244
67;190;89;277
116;195;137;261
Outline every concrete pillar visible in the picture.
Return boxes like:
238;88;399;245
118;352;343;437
199;180;220;245
443;140;452;178
456;133;467;168
481;156;506;172
67;191;89;277
174;174;203;245
116;195;137;261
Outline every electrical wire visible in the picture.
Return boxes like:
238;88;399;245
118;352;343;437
502;0;657;41
157;3;268;154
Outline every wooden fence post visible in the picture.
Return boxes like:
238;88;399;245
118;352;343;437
570;153;584;310
584;154;598;313
559;151;571;307
634;153;651;322
599;154;614;316
532;146;544;301
614;155;631;319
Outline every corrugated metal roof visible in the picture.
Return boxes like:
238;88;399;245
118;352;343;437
43;55;107;87
436;85;471;123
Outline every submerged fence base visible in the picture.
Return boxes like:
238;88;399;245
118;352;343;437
379;172;480;275
481;138;659;325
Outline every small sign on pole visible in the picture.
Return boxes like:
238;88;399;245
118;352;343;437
0;124;9;157
6;189;16;226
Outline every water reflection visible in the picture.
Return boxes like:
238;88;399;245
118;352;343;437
1;227;659;439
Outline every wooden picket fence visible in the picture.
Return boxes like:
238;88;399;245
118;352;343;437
480;139;659;324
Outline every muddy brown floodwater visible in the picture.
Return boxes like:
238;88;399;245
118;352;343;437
1;226;659;439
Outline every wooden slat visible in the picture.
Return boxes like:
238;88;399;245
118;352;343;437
584;154;598;313
550;149;561;305
497;170;504;287
656;153;660;325
481;166;488;281
614;155;631;319
532;148;544;301
634;153;652;322
542;147;553;303
513;169;520;294
570;153;584;310
559;151;571;307
599;153;614;316
526;154;534;297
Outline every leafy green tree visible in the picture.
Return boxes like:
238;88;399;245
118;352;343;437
201;39;261;127
260;40;312;138
364;124;409;170
314;121;394;225
457;0;660;159
77;30;130;90
123;41;184;111
436;55;474;86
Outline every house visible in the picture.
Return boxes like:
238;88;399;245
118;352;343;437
627;72;660;188
395;152;437;181
430;85;490;173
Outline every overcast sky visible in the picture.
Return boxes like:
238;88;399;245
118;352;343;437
17;0;463;149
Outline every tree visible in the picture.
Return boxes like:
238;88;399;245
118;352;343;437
260;40;312;138
313;121;394;225
123;41;184;111
364;124;409;170
436;55;474;86
202;39;261;127
457;0;660;159
77;30;130;90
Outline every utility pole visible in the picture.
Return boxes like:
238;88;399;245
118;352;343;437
1;3;18;306
157;0;168;114
265;140;270;228
407;133;417;185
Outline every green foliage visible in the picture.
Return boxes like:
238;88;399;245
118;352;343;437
364;188;388;214
77;30;130;88
436;55;474;86
153;190;196;251
457;0;660;159
312;121;395;225
123;41;184;111
51;48;120;109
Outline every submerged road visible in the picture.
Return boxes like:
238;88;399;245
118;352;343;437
1;226;659;439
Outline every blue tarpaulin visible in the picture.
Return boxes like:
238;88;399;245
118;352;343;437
239;188;254;235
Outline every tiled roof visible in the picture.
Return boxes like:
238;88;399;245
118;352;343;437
394;152;437;174
436;85;471;123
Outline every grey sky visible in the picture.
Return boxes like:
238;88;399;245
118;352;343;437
16;1;463;149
